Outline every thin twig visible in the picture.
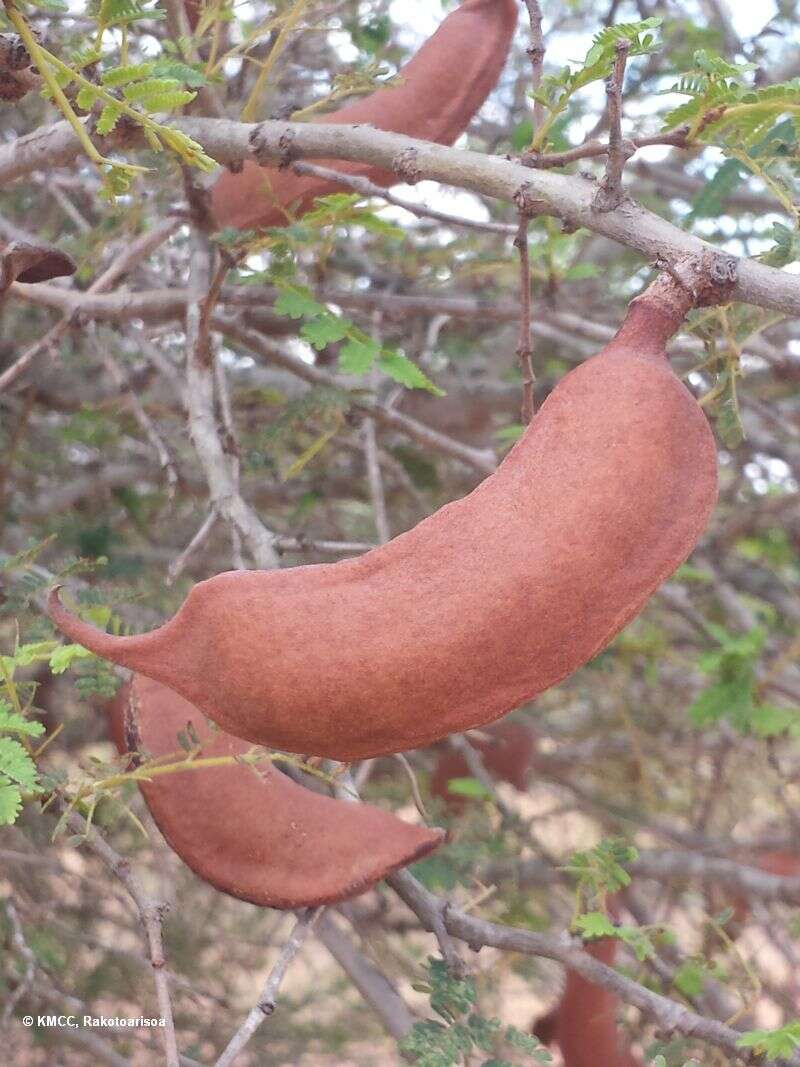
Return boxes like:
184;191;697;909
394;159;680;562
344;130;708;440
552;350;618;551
90;327;179;499
393;752;430;822
386;869;464;975
0;217;180;393
388;867;791;1065
185;234;281;568
214;907;324;1067
362;360;391;544
216;317;497;475
448;733;512;821
513;218;536;422
62;808;180;1067
526;127;690;169
594;39;632;212
1;897;37;1029
167;510;219;585
291;160;517;235
522;0;546;133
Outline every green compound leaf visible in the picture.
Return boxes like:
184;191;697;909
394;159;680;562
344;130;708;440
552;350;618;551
0;736;39;791
0;778;22;826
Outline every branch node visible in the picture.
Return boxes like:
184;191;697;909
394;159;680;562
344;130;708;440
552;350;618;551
513;181;546;218
391;146;422;185
250;123;297;169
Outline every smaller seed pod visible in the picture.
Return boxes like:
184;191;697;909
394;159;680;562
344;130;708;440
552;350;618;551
533;907;641;1067
107;675;444;909
722;850;800;927
553;937;641;1067
0;241;76;296
430;721;537;812
211;0;518;230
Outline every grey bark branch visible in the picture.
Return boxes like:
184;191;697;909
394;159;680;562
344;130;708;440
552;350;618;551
390;869;795;1065
185;234;281;569
1;117;798;315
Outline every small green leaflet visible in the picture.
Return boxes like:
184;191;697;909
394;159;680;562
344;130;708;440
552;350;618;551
0;781;22;826
301;315;350;351
50;643;95;675
96;104;123;136
574;912;658;962
0;736;40;792
737;1021;800;1058
339;338;380;375
688;679;751;728
446;777;492;800
274;288;327;320
574;911;618;939
151;58;209;88
690;159;745;217
101;62;156;87
0;705;45;738
495;425;525;444
274;283;443;394
98;0;164;26
673;960;711;998
377;350;444;395
748;704;800;738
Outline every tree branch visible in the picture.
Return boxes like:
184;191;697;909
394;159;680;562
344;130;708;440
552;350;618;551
2;117;798;314
62;809;180;1067
185;234;281;568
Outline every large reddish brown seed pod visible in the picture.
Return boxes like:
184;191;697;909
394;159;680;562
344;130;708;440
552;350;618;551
107;675;444;909
210;0;519;230
50;276;719;761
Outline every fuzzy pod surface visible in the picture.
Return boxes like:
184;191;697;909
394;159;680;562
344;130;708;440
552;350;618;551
106;674;444;909
50;280;718;760
210;0;518;229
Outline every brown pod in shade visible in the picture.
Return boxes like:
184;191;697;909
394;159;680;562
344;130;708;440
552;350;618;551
537;936;641;1067
725;850;800;926
106;674;444;909
183;0;201;29
211;0;518;230
430;721;537;812
0;241;76;295
49;272;719;761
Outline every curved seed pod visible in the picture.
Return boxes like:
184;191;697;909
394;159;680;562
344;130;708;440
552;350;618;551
211;0;518;230
106;674;444;909
0;241;76;295
552;937;641;1067
49;276;718;760
430;721;537;811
